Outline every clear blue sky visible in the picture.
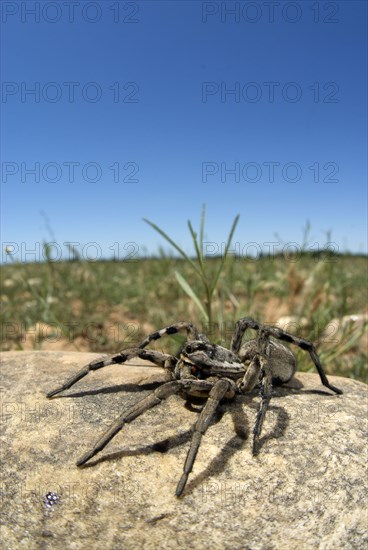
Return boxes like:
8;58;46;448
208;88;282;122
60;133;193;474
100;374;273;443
1;0;367;262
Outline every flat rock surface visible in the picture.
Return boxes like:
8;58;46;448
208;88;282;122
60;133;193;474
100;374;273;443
0;351;367;549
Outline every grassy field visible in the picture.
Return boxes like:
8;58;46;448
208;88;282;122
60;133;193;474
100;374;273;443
1;251;367;383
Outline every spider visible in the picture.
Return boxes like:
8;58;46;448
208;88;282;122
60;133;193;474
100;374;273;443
46;318;342;497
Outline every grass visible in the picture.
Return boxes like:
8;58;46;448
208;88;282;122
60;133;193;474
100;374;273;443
1;249;367;383
144;206;240;326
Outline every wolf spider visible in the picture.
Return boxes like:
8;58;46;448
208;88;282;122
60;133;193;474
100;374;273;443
47;318;342;496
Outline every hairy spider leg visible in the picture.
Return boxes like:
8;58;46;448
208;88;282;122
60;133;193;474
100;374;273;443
76;380;181;466
252;330;273;455
176;378;235;497
137;322;200;348
47;322;201;398
46;349;175;398
76;378;215;469
231;318;342;395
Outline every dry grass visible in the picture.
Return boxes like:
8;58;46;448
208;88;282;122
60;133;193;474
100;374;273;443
1;253;367;382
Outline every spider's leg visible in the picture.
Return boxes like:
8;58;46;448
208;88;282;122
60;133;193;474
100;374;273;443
252;367;273;455
47;322;200;398
138;322;200;348
175;378;233;497
265;326;343;395
230;317;263;354
46;348;175;398
76;380;182;466
231;318;342;395
238;356;261;392
252;330;273;455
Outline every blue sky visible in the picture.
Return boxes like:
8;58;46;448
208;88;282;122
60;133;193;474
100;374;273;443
1;0;367;262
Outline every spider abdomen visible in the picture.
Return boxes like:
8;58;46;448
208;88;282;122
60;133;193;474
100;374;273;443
239;339;296;385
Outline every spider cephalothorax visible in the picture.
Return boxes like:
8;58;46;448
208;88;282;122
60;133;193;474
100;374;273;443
47;318;342;496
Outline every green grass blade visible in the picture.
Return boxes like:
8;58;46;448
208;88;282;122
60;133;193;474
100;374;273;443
43;241;54;263
188;220;205;274
210;214;240;295
199;204;206;253
175;271;209;322
143;218;201;276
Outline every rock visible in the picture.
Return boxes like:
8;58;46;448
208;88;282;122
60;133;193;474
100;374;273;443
1;351;367;549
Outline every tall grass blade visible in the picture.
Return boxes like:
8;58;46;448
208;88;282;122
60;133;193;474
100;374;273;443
143;218;201;276
210;214;240;295
199;204;206;254
188;220;205;274
174;271;209;322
